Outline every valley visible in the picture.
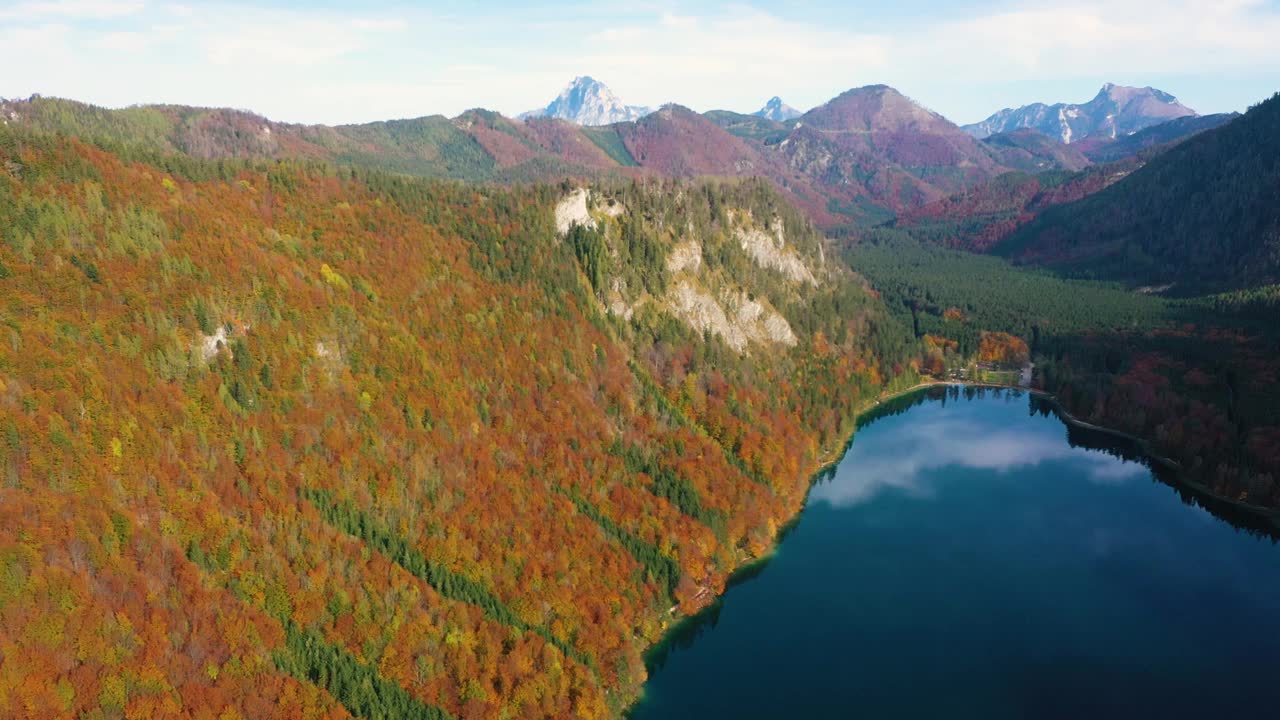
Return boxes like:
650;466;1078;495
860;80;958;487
2;41;1278;720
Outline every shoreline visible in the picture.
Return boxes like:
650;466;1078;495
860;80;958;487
625;376;1279;716
624;379;933;715
1030;390;1280;520
624;377;976;716
848;378;1280;520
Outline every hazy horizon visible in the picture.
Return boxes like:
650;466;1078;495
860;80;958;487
2;0;1278;126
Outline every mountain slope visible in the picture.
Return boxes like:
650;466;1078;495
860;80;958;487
900;112;1246;254
615;105;766;176
0;126;915;718
611;105;840;225
994;92;1280;289
981;129;1091;173
897;157;1143;252
1076;112;1238;162
0;94;638;184
964;84;1196;143
520;76;651;126
0;95;506;180
0;89;1039;231
703;110;789;143
779;85;1007;212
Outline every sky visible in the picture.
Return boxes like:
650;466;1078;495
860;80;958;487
2;0;1279;126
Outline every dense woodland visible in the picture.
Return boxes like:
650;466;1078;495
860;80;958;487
0;124;923;718
1036;329;1280;508
846;230;1171;354
3;82;1279;720
893;158;1144;253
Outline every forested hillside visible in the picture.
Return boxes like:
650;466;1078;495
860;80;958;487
995;93;1280;291
895;110;1246;256
0;125;916;718
980;129;1090;173
894;158;1143;252
0;95;614;183
1074;112;1237;163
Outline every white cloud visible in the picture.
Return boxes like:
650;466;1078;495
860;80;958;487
0;22;72;53
1086;459;1149;484
583;1;1280;117
0;0;145;20
94;29;147;52
565;8;890;112
907;0;1280;80
350;18;406;32
202;14;406;67
659;12;697;29
809;414;1148;509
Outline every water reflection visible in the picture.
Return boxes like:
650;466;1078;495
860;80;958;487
812;387;1147;508
1029;394;1280;540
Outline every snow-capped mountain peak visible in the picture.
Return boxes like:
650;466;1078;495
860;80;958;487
520;76;652;126
752;96;801;122
962;84;1196;144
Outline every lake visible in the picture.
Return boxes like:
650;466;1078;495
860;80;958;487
630;386;1280;719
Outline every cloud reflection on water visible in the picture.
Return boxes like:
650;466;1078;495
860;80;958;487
810;414;1148;508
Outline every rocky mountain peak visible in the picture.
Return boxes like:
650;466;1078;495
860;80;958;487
963;84;1196;144
520;76;652;126
753;96;801;122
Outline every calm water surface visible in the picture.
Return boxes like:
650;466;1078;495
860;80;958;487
631;387;1280;719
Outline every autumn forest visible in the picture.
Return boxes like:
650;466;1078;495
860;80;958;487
1;76;1279;720
0;123;927;718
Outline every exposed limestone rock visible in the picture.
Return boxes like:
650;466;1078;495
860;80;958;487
200;326;228;362
733;294;798;346
561;191;804;352
761;310;798;345
666;240;703;275
606;277;642;320
520;76;652;126
752;304;793;345
735;218;817;285
669;281;742;349
667;281;796;352
555;188;594;236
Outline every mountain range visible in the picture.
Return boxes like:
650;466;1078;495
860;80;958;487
0;80;1226;232
891;90;1278;292
963;83;1197;143
994;91;1280;289
897;112;1238;257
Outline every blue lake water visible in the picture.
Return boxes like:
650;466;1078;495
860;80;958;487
631;386;1280;719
